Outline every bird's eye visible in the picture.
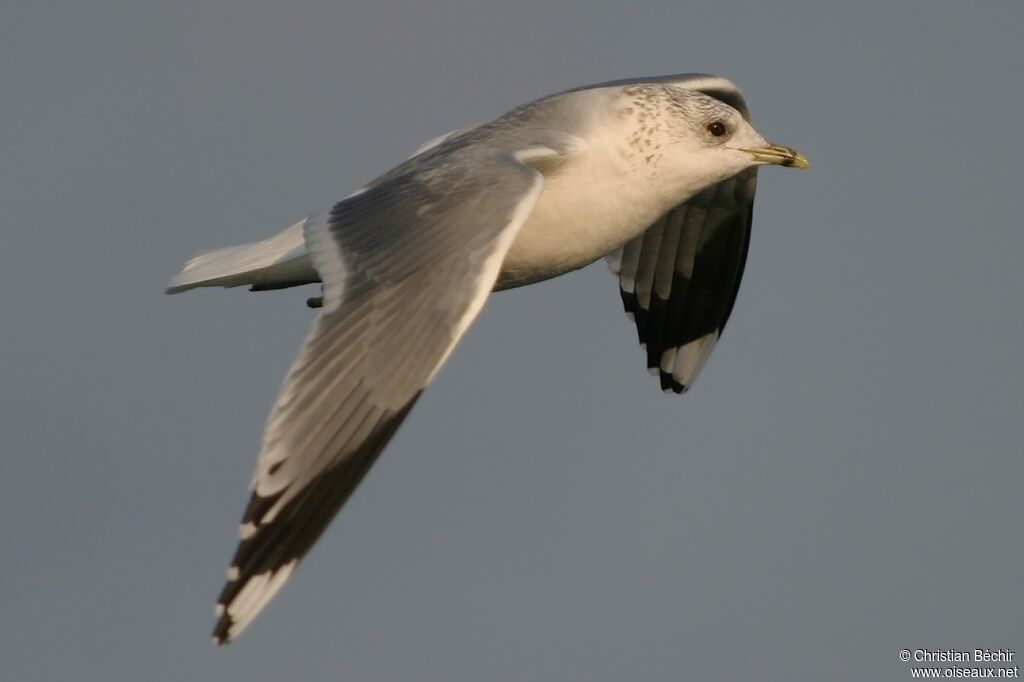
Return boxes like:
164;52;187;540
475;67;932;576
706;120;728;137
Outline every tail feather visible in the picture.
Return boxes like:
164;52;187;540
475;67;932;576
166;220;318;294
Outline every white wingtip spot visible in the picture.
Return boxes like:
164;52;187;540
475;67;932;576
215;603;225;617
223;560;298;642
227;566;240;582
671;332;719;387
239;522;257;540
659;347;677;373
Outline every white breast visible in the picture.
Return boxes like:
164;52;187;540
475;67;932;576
498;111;688;290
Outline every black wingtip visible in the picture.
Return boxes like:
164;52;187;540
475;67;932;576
211;614;233;646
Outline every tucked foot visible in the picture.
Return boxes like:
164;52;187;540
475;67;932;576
306;296;323;309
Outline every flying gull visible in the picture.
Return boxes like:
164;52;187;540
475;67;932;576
166;73;809;644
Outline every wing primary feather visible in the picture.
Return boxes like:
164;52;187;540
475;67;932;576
213;396;421;645
609;167;758;392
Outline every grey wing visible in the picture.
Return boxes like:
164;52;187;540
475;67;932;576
212;148;547;643
607;168;758;393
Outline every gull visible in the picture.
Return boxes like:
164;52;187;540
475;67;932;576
166;73;809;644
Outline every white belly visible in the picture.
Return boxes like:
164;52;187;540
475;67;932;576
497;153;679;290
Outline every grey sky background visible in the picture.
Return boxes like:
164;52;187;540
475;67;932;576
1;1;1021;680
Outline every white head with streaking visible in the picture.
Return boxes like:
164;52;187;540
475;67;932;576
166;73;809;644
647;84;807;178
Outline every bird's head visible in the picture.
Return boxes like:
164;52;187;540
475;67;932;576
652;86;809;191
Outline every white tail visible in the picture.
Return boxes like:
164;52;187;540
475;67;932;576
166;220;318;294
167;132;468;296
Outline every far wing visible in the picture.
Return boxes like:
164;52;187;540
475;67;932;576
212;148;547;643
608;169;758;393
